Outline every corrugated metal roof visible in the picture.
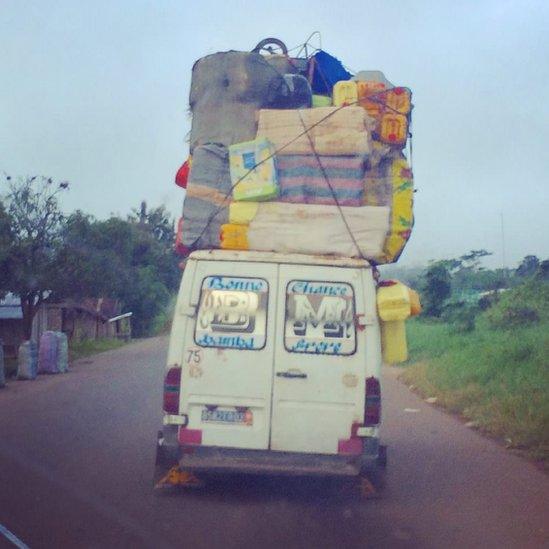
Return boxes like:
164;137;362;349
0;294;23;320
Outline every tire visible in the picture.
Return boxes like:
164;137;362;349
251;38;288;56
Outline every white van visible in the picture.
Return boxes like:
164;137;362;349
155;249;384;482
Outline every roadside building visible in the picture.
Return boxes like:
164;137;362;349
0;294;132;356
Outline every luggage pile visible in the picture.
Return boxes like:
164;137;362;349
175;38;414;263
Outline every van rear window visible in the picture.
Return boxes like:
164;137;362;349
194;276;268;350
285;280;356;355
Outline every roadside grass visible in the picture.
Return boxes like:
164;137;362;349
401;318;549;467
69;338;127;362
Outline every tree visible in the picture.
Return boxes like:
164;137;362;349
54;207;180;337
0;201;14;299
516;255;540;278
458;249;492;270
128;201;175;246
421;262;452;317
1;175;68;338
536;259;549;281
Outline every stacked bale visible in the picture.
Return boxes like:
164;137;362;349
17;340;38;380
37;331;69;375
179;42;414;263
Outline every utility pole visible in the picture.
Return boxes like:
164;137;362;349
500;212;506;269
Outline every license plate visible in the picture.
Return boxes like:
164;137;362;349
201;408;253;426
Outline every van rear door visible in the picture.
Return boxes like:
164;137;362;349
180;260;277;450
270;264;367;454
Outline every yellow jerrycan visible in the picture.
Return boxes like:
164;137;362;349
220;224;249;250
378;113;408;146
357;80;386;118
377;281;421;364
333;80;358;107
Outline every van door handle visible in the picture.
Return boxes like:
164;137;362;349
276;370;307;379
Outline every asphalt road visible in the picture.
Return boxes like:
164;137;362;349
0;337;547;549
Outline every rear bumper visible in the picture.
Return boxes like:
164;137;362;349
158;425;380;478
178;447;377;477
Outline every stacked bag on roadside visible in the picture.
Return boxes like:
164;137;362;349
178;43;414;263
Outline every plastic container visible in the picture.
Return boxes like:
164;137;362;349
378;113;408;146
377;280;416;364
357;81;386;118
312;94;332;108
380;320;408;363
382;87;411;115
220;224;249;250
409;288;422;316
377;281;412;321
175;156;192;189
333;80;358;107
17;340;38;380
229;202;259;225
229;139;279;202
383;157;414;262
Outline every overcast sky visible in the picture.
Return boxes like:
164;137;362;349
1;0;548;267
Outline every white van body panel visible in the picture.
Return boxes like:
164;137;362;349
181;259;277;450
270;264;366;454
166;250;382;464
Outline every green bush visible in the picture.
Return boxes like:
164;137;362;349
484;280;549;329
441;302;479;333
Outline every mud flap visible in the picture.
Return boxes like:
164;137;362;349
153;432;204;491
154;464;203;490
358;445;387;499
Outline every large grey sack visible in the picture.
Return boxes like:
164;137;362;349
56;332;69;373
182;144;231;249
189;51;295;151
17;340;38;380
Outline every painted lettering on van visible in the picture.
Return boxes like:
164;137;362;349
290;338;343;355
293;295;353;325
198;290;258;332
206;276;267;292
196;334;256;350
289;281;349;296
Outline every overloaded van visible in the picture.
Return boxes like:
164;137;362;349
155;249;385;485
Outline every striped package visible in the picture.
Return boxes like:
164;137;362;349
277;155;365;206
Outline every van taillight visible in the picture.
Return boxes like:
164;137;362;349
364;376;381;426
163;367;181;414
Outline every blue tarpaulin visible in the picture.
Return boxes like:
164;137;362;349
310;50;353;95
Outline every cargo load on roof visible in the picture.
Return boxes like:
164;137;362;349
175;37;414;264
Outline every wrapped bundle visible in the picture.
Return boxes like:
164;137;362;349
277;155;365;206
38;331;60;374
256;107;373;156
189;52;298;151
182;144;231;249
381;157;414;263
229;139;279;201
17;340;38;380
363;158;392;207
224;202;390;258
